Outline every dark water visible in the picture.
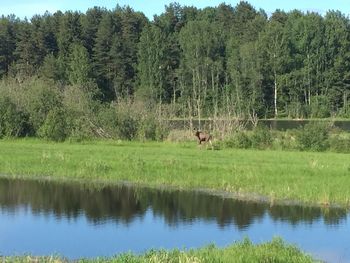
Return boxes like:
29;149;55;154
262;120;350;131
0;178;349;262
169;119;350;131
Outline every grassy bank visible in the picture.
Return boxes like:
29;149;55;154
0;139;350;207
0;238;315;263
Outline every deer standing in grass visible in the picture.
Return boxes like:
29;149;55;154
194;130;213;150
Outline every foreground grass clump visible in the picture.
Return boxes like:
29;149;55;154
0;238;315;263
0;139;350;207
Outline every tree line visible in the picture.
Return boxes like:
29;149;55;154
1;2;350;138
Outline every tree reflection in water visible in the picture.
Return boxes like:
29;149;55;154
0;177;347;228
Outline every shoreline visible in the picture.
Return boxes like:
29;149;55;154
0;173;348;210
1;139;350;208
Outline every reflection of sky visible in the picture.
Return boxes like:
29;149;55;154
245;214;350;263
0;208;349;262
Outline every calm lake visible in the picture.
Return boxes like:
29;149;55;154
0;177;349;262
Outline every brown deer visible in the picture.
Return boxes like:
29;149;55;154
194;130;213;149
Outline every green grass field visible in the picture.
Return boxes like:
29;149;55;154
1;138;349;207
0;238;315;263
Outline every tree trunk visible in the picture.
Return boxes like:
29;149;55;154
274;73;278;118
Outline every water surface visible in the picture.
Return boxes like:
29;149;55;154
0;177;349;262
169;119;350;131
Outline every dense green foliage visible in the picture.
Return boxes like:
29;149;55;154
295;122;331;151
1;2;350;132
0;78;170;141
1;139;350;206
0;96;31;136
221;122;350;153
0;238;315;262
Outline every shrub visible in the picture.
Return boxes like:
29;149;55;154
224;131;252;149
272;130;298;151
166;130;193;142
38;107;67;142
329;133;350;153
0;96;32;137
309;95;331;118
25;79;62;132
98;100;170;141
138;116;157;141
138;117;170;141
116;111;139;140
296;122;331;151
250;126;273;149
68;117;95;142
63;85;97;141
155;121;170;141
97;103;140;140
96;105;119;138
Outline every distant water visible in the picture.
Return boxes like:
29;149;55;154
169;119;350;131
0;177;349;262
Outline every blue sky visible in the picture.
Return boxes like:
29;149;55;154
1;0;350;19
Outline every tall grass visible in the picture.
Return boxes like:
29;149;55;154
0;238;315;262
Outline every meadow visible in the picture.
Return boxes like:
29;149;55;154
1;138;349;207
